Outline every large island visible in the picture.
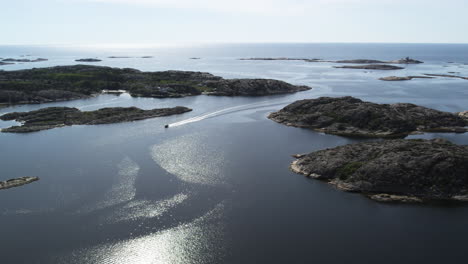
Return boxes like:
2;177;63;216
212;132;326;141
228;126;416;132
269;96;468;138
0;65;311;105
290;138;468;203
0;106;191;133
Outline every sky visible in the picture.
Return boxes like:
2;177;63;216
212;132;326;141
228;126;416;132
1;0;468;45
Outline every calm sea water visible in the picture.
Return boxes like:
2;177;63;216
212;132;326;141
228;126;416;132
1;43;468;264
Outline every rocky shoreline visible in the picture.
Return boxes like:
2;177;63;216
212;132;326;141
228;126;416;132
0;106;192;133
240;57;423;65
0;65;311;105
75;58;102;62
290;139;468;203
334;64;404;70
268;96;468;138
379;76;434;81
0;177;39;190
424;74;468;80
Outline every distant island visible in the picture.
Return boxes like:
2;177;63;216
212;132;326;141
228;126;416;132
336;57;423;64
334;64;404;70
0;177;39;190
0;58;48;66
75;58;102;62
268;96;468;138
0;106;191;133
290;138;468;203
379;76;434;81
239;57;322;62
240;57;423;65
0;65;311;105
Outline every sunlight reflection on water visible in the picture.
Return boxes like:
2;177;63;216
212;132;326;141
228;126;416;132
151;133;227;186
56;203;225;264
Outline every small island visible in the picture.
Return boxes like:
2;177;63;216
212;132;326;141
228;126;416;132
239;57;322;62
0;65;311;105
75;58;102;62
240;57;423;64
379;76;434;81
0;61;14;66
424;74;468;80
0;177;39;190
290;138;468;203
0;106;192;133
268;96;468;138
334;64;404;70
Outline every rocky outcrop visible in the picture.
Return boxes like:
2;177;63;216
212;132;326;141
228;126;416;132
268;96;468;138
1;58;47;63
239;57;322;62
334;64;404;70
379;76;434;81
75;58;102;62
0;62;14;66
203;79;311;96
290;139;468;203
0;65;311;104
2;58;32;62
459;111;468;120
0;177;39;190
240;57;423;64
387;57;423;64
424;74;468;80
335;59;386;64
0;106;192;133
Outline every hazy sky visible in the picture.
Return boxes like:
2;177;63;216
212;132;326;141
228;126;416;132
2;0;468;45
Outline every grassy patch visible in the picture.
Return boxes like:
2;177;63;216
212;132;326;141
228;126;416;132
337;161;365;180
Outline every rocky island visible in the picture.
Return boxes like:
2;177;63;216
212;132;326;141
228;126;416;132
336;58;423;64
0;61;14;66
0;65;311;105
239;57;322;62
0;106;191;133
334;64;404;70
424;74;468;80
204;79;310;96
240;57;423;65
379;76;434;81
268;96;468;138
0;176;39;190
290;138;468;203
75;58;102;62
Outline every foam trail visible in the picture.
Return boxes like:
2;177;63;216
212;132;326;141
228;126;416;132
168;100;287;127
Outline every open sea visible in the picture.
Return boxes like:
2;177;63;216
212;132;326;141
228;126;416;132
1;43;468;264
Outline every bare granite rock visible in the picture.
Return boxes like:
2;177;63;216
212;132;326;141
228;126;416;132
334;64;404;70
379;76;434;81
0;177;39;190
424;74;468;80
0;65;311;104
75;58;102;62
0;106;192;133
203;79;311;96
268;96;468;138
290;138;468;203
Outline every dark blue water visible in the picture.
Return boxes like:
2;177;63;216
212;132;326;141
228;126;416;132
1;44;468;264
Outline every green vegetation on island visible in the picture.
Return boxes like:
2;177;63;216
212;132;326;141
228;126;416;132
0;65;311;105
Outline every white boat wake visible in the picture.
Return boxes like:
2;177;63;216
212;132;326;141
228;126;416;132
168;100;288;127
